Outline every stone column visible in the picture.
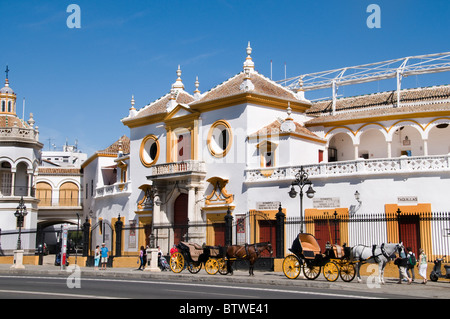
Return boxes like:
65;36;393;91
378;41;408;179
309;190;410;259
354;144;359;160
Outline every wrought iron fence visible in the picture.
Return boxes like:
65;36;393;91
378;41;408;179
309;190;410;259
0;211;448;265
286;211;450;262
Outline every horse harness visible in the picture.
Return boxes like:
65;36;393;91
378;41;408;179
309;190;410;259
235;243;268;259
358;243;391;263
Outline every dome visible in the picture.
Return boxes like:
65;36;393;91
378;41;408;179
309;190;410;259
0;85;14;94
0;79;14;95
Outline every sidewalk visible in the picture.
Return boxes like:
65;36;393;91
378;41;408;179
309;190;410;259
1;263;449;299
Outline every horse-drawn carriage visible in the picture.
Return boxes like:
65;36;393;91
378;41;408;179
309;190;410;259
282;233;356;282
169;241;273;276
169;242;227;275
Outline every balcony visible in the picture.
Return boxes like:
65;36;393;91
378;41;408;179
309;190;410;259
0;185;36;198
148;160;206;181
95;181;131;198
37;197;83;209
0;126;39;143
245;154;450;183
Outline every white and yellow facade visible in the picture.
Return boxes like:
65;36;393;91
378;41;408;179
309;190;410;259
85;44;450;257
0;73;43;254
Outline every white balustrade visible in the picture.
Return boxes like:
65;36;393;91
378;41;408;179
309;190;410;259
245;154;450;183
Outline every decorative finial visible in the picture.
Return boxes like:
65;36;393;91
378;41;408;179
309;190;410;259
246;41;252;56
172;65;184;91
194;76;202;100
194;76;200;92
243;41;255;73
295;77;309;102
128;95;137;117
27;113;35;128
4;65;10;86
286;103;292;119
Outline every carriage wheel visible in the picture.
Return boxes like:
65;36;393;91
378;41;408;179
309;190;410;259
323;261;340;282
303;263;321;280
188;261;202;274
217;258;228;275
283;255;301;279
339;263;356;282
205;259;219;275
170;252;184;273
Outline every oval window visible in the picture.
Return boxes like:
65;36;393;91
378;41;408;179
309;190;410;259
207;120;232;158
140;135;159;167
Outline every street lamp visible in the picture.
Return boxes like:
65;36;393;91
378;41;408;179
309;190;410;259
14;196;28;250
288;166;315;233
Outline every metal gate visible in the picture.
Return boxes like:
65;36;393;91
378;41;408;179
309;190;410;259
233;211;275;256
90;220;114;254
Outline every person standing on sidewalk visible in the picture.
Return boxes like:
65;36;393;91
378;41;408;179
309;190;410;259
94;245;100;270
418;248;428;284
395;247;412;284
138;246;146;270
406;247;416;282
100;243;109;270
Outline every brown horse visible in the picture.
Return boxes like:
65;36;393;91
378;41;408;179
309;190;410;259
226;242;273;276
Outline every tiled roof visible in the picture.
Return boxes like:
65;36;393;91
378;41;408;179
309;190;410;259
0;115;31;129
132;91;194;119
190;72;305;105
306;85;450;125
250;119;321;139
100;135;130;155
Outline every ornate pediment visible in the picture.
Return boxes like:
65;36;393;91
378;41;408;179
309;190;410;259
204;177;234;206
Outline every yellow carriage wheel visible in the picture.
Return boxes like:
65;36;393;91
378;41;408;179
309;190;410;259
282;255;301;279
323;261;340;282
188;262;202;274
170;252;184;273
303;263;321;280
217;258;228;275
205;258;219;275
339;262;356;282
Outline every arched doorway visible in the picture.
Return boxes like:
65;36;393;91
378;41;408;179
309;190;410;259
173;193;188;244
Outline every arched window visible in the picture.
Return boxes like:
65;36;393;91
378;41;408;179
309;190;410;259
7;101;12;113
59;182;79;206
36;182;53;206
1;101;5;112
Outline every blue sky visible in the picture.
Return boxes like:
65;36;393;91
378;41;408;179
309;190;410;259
1;0;449;155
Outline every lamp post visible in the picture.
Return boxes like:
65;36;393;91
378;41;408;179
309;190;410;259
12;197;27;269
288;166;315;233
14;196;28;250
75;213;80;265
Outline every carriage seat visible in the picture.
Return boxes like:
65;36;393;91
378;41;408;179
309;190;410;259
301;242;321;259
181;242;203;259
332;244;344;259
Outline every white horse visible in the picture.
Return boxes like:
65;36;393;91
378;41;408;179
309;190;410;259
350;243;403;284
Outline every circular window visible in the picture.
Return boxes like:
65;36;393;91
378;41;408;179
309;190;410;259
207;120;232;158
140;135;160;167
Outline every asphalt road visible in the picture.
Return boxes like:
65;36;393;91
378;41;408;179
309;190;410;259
0;274;412;300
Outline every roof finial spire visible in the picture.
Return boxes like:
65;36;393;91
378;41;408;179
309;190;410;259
194;76;202;100
243;41;255;73
281;102;296;133
295;76;310;102
172;65;185;91
128;95;137;117
4;65;10;86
